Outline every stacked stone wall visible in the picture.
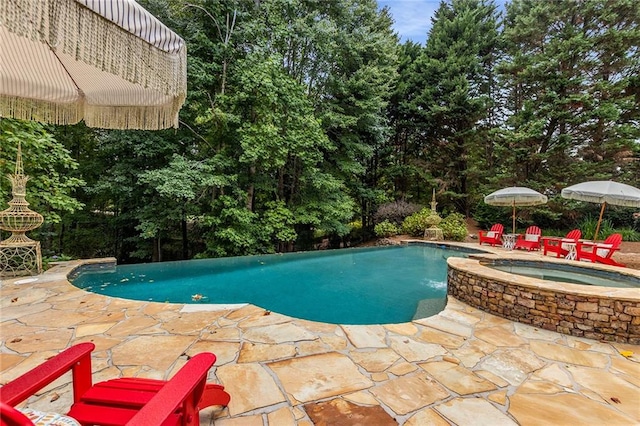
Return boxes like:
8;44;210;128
447;266;640;344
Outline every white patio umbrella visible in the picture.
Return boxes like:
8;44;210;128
561;180;640;241
484;187;548;234
0;0;186;130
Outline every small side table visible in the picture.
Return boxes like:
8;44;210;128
564;242;578;260
502;234;518;250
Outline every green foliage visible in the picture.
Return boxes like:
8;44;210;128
260;201;297;246
424;212;442;227
440;213;468;241
499;0;640;188
617;228;640;242
472;201;510;230
347;219;367;244
577;216;615;241
401;208;433;236
0;119;85;224
374;220;399;237
394;0;501;214
201;194;259;257
42;253;74;270
373;201;421;225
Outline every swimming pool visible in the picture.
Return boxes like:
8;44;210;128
71;245;470;325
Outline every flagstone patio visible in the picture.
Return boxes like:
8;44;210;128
1;252;639;425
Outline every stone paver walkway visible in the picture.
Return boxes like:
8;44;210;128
1;257;639;425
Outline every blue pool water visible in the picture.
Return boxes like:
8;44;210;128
489;261;640;288
71;245;470;324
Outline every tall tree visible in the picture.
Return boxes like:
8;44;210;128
315;1;399;233
383;41;428;201
499;0;640;193
171;0;397;251
398;0;501;215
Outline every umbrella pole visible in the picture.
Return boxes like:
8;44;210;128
512;202;516;234
593;202;606;242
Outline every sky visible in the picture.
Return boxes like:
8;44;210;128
377;0;441;45
378;0;507;45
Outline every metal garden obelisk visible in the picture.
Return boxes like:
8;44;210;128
0;144;44;276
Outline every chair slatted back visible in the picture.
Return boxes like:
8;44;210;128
525;226;541;237
602;233;622;248
565;229;581;241
491;224;504;234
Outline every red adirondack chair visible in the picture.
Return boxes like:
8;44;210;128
542;229;582;258
514;226;542;251
478;224;504;247
0;343;230;426
576;233;625;267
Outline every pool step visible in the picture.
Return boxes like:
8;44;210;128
412;298;447;321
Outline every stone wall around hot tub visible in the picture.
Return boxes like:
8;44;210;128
447;257;640;344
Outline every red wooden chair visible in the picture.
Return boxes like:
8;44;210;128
0;343;230;426
478;224;504;247
576;233;625;267
542;229;581;258
514;226;542;251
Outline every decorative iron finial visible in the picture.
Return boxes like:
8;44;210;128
14;141;24;175
8;142;29;199
430;188;438;212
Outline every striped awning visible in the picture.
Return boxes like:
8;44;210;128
0;0;187;130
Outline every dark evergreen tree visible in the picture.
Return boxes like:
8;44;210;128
499;0;640;193
398;0;501;215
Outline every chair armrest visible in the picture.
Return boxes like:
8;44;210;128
0;343;95;407
125;353;216;426
542;237;561;244
0;401;34;426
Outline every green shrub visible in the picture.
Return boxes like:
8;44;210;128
616;228;640;242
541;228;565;238
374;201;421;225
578;215;615;240
42;253;74;270
374;220;399;237
424;212;443;227
472;201;509;230
348;219;367;243
401;208;433;236
440;213;468;241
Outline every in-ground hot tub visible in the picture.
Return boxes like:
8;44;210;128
447;256;640;344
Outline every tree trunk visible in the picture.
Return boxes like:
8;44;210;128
182;212;188;260
246;165;256;211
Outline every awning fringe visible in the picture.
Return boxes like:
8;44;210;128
0;0;186;129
